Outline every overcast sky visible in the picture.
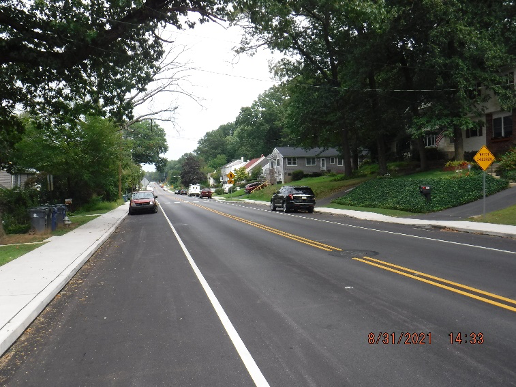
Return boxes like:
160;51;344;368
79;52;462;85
138;21;280;171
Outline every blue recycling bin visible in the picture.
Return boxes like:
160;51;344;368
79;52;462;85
54;204;67;227
50;206;57;231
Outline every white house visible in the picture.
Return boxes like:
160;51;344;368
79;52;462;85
220;157;248;184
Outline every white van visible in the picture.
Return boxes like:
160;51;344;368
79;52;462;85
188;184;201;197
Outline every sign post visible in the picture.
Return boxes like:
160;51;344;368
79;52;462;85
473;146;496;218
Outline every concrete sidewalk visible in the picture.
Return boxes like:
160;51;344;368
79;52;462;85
0;204;128;356
1;200;516;357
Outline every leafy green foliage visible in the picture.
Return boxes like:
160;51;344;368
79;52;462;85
333;174;509;213
0;187;39;234
180;154;206;186
496;148;516;182
234;166;248;183
0;0;228;125
124;121;168;168
14;116;123;205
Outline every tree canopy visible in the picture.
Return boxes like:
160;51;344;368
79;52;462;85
0;0;228;123
231;0;516;171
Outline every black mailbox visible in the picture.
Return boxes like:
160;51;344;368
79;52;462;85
419;185;431;202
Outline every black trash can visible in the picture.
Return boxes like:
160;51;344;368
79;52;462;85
28;207;50;234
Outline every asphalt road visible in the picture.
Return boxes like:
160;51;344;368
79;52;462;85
2;186;516;386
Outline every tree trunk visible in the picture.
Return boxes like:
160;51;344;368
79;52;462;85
368;71;389;176
340;126;353;177
454;125;464;160
0;211;5;240
416;137;428;171
377;134;388;175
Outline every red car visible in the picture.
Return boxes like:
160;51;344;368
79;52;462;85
200;188;212;199
129;191;159;214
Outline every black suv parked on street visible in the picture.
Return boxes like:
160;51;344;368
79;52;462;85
270;186;315;213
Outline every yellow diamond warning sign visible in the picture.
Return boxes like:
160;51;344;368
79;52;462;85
473;146;495;171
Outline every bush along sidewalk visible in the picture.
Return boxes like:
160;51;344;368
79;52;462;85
333;174;509;213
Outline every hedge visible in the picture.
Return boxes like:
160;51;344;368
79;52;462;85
333;174;509;213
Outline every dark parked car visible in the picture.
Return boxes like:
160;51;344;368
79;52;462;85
200;188;212;199
129;191;159;214
270;186;315;213
179;189;187;195
245;182;261;194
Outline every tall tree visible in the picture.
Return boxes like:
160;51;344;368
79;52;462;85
0;0;228;124
195;122;236;164
232;0;383;176
125;121;168;169
180;154;206;186
233;86;288;159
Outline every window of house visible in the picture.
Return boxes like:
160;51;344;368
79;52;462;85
337;158;344;166
330;157;336;164
466;126;483;138
425;134;437;147
493;115;513;138
286;157;297;166
306;157;316;166
467;82;482;99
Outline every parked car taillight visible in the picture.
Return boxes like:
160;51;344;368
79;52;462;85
288;194;294;200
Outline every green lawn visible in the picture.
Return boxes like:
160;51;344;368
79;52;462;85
222;175;372;202
468;203;516;225
217;167;516;225
0;243;47;266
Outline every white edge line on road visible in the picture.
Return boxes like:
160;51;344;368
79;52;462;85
161;210;270;387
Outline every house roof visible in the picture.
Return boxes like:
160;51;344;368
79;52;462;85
244;155;267;170
273;147;340;157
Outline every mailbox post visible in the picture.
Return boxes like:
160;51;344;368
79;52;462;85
419;185;431;203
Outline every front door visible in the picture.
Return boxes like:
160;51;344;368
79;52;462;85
320;158;326;170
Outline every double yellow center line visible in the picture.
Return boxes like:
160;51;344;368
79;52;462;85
188;201;341;252
354;256;516;312
174;197;515;312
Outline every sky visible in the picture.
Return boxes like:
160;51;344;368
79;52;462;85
138;21;281;171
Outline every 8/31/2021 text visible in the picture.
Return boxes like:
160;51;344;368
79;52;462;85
368;332;432;345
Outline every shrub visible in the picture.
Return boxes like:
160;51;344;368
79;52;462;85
0;187;40;234
496;148;516;181
291;170;305;181
333;174;508;213
444;160;469;168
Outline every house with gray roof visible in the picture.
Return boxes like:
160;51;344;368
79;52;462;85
263;147;344;184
